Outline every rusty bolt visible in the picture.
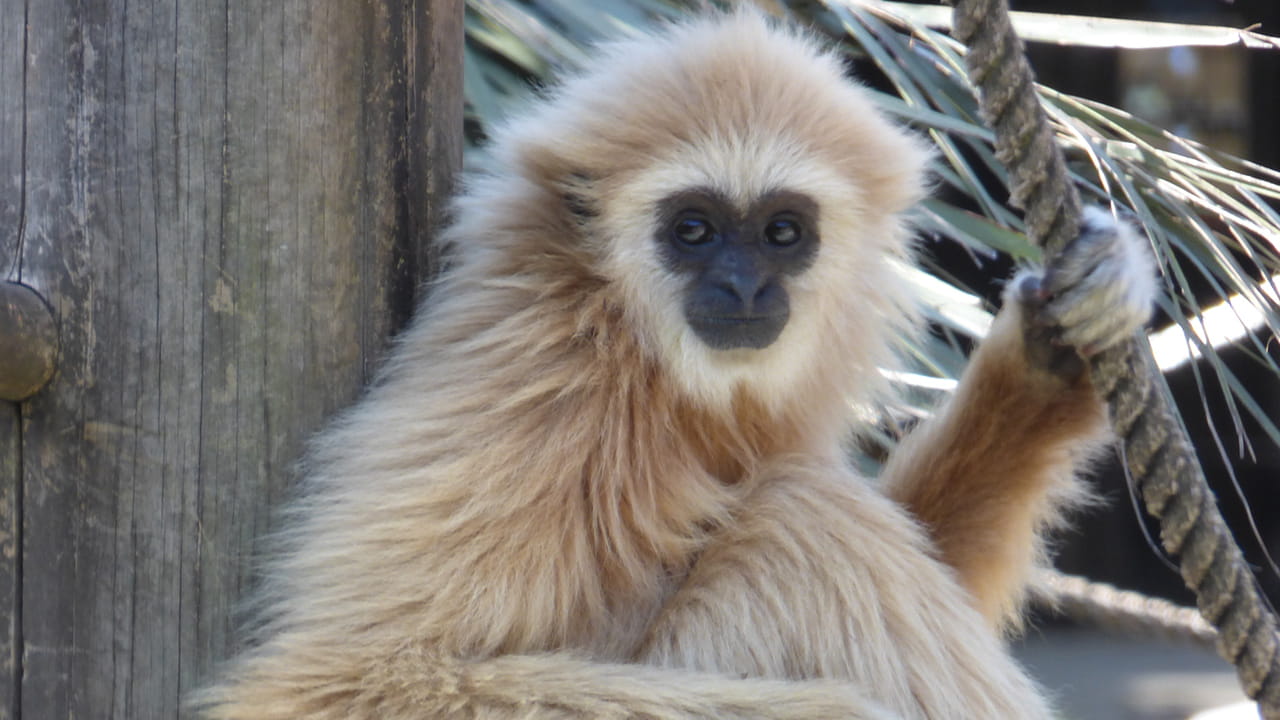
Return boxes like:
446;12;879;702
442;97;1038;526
0;281;58;402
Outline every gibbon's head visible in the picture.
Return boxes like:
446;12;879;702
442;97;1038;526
465;11;931;415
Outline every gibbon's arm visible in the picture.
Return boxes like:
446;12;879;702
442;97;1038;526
197;484;901;719
880;209;1156;627
880;288;1104;628
634;457;1052;719
195;466;902;720
200;640;897;720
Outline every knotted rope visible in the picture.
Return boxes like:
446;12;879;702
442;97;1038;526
950;1;1280;714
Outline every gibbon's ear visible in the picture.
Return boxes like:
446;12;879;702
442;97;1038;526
505;129;605;230
870;129;932;216
561;171;598;221
837;112;934;218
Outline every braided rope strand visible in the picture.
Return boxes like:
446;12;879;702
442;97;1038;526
951;2;1280;715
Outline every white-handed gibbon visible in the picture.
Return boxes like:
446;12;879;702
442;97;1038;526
197;10;1157;720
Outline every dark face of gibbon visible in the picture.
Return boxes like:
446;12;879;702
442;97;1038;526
655;188;820;351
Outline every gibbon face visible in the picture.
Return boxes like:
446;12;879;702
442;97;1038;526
473;11;933;412
656;188;819;350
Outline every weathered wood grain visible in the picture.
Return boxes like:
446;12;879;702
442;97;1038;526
407;0;466;322
0;404;16;720
0;0;463;717
0;0;21;277
1;5;28;714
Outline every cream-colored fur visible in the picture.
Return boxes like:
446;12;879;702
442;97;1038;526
195;11;1153;720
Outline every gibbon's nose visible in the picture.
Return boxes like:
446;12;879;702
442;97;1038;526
705;252;779;316
718;272;768;312
706;260;788;317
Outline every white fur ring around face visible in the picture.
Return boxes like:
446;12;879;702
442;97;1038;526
1012;206;1158;358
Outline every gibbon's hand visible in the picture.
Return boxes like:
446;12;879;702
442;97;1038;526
1012;206;1157;378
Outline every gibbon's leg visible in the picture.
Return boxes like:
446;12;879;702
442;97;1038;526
634;457;1053;719
880;208;1156;627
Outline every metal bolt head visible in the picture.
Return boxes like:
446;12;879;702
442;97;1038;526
0;281;58;402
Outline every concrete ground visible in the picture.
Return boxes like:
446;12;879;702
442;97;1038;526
1014;627;1257;719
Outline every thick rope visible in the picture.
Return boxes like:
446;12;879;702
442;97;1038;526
1032;570;1217;649
950;2;1280;715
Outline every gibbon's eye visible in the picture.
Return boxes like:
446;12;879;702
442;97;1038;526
764;217;801;247
673;216;714;246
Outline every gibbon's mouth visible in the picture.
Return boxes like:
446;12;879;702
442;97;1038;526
687;314;788;351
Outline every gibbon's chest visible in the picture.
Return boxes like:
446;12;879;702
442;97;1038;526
553;403;797;658
558;464;731;658
519;357;814;657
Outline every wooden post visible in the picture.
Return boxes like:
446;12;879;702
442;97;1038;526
0;0;463;717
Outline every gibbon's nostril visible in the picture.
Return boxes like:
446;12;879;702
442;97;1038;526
751;282;787;315
705;278;785;317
